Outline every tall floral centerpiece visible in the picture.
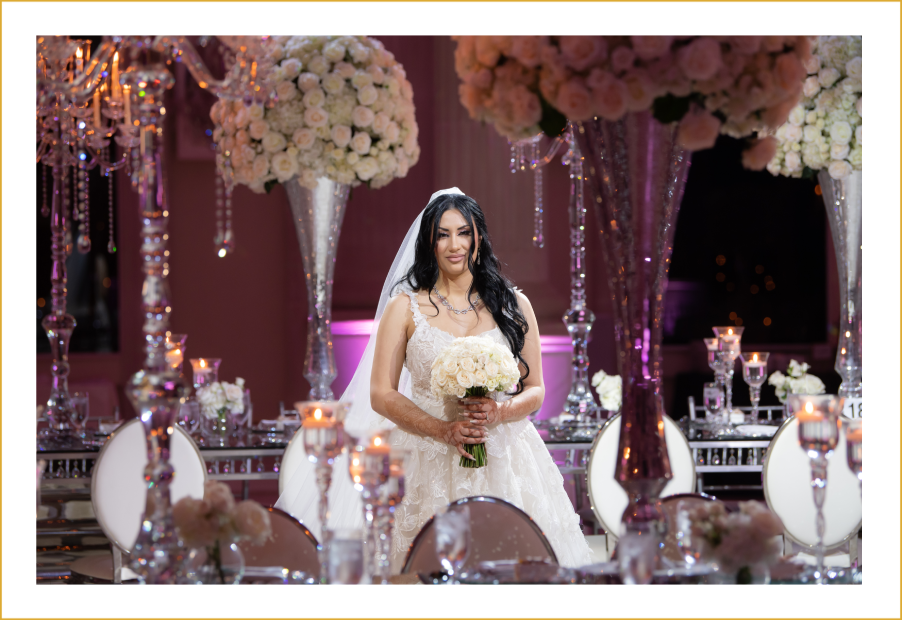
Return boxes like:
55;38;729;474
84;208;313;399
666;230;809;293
454;36;810;581
767;36;862;404
212;36;419;399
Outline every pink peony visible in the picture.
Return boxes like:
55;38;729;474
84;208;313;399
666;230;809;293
678;37;723;81
610;46;636;75
559;36;607;72
509;36;548;69
508;84;543;129
630;36;674;61
677;108;721;151
741;136;777;171
204;480;236;514
475;37;501;67
729;36;763;55
233;501;273;546
587;69;627;121
554;78;593;121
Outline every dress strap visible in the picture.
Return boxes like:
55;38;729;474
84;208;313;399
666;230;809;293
405;290;428;328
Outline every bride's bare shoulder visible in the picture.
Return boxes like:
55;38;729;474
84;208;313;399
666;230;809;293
384;292;413;318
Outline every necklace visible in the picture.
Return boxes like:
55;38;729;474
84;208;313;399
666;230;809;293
433;286;481;315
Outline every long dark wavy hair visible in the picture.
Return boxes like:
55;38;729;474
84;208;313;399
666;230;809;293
394;193;530;393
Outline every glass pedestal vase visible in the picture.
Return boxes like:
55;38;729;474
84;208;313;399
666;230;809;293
819;169;862;401
202;411;231;445
284;177;351;401
183;541;245;584
575;110;691;582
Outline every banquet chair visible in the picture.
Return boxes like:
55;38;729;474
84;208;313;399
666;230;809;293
401;496;557;575
70;418;206;584
237;506;320;577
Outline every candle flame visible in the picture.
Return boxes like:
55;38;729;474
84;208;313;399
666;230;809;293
352;458;359;466
113;51;119;63
728;328;733;335
76;47;83;59
805;402;814;414
200;359;206;368
374;436;382;447
314;408;322;420
753;353;758;362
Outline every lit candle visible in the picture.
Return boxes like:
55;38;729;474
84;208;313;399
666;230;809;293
796;401;820;422
75;47;83;74
111;51;120;99
349;453;365;485
123;85;131;126
365;434;391;455
302;405;334;429
93;88;101;127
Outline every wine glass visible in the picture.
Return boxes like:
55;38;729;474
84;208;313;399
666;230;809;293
844;418;862;496
790;394;843;585
702;382;723;427
740;352;770;425
69;392;90;439
434;504;471;583
703;338;725;402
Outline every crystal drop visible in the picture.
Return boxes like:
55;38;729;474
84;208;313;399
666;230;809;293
41;204;50;217
107;239;116;253
77;234;92;254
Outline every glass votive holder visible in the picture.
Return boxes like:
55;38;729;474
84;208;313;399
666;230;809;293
190;358;221;390
165;333;188;375
740;352;770;424
296;401;350;462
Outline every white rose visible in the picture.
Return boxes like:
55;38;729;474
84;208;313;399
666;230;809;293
248;120;268;141
484;361;499;377
828;159;852;180
854;125;862;145
302;88;326;109
247;104;265;121
787;105;805;127
334;61;356;79
297;72;320;93
384;121;401;143
367;64;385;84
802;125;821;143
331;124;352;148
459;358;476;372
280;57;302;77
804;53;820;75
473;370;488;386
303;107;329;128
299;168;318;188
350;131;373;156
784;150;802;172
855;97;862;116
351;70;374;90
802;76;821;98
323;40;346;63
818;67;840;89
233;106;250;129
455;370;475;390
293;128;316;150
346;151;360;165
357;84;378;106
829;120;853;145
224;382;244;405
252;154;270;180
322;72;346;95
784;124;803;143
354;156;379;181
269;151;298;183
352;105;375;128
276;80;299;102
830;142;850;160
372;112;391;135
261;131;287;153
845;56;862;81
307;55;330;76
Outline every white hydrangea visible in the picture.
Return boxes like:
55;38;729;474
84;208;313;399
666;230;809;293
213;36;419;194
767;361;825;404
767;36;861;180
430;336;521;400
197;379;246;420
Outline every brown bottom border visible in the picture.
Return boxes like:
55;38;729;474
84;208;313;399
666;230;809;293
35;584;896;618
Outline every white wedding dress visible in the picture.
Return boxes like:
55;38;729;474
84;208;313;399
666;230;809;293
388;291;592;572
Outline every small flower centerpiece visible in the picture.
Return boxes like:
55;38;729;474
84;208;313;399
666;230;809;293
174;481;273;584
591;369;623;412
688;500;784;583
430;335;521;468
197;378;246;438
768;359;826;403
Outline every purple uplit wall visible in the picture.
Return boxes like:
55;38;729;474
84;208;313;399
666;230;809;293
332;321;575;420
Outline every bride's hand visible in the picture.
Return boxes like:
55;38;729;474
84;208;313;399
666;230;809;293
439;420;486;461
459;397;501;426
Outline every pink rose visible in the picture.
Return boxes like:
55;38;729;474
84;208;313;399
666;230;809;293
676;108;721;151
554;78;593;121
774;53;806;92
729;36;763;55
630;36;673;61
559;36;607;72
204;480;235;513
509;84;543;129
470;68;493;90
509;36;548;69
232;501;272;546
475;37;501;67
741;136;777;171
761;36;785;53
622;70;657;112
587;69;627;121
610;46;636;75
678;37;723;81
173;497;217;548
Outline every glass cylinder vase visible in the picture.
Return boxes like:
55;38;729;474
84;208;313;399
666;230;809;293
183;541;245;584
575;111;691;581
284;177;351;401
819;169;862;402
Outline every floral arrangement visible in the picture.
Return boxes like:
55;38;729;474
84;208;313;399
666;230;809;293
453;36;810;166
197;378;246;424
767;359;826;403
591;369;622;412
211;36;420;194
173;481;272;583
766;36;861;180
430;335;520;468
687;500;784;582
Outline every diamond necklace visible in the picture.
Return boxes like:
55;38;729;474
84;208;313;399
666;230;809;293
433;286;481;315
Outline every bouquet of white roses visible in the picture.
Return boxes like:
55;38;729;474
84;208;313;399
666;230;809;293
173;480;272;584
767;359;826;403
211;36;420;194
197;378;246;424
453;36;810;166
767;36;861;180
430;335;520;468
591;369;622;412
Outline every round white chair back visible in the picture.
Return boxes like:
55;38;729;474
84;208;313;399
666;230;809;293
587;413;696;539
91;418;206;552
237;506;320;574
402;496;557;575
763;415;861;549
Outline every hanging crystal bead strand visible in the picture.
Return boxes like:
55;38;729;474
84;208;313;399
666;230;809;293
42;165;51;217
107;161;116;253
214;163;225;255
531;136;544;248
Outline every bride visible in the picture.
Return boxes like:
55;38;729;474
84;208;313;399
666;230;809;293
276;188;592;572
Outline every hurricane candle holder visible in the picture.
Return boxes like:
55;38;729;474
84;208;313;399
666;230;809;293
713;327;744;423
297;401;349;583
165;334;188;376
740;352;770;424
190;358;221;390
791;394;843;585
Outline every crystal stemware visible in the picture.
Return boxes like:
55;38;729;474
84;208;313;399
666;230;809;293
712;327;744;423
69;392;90;438
702;382;723;429
435;504;471;584
740;352;770;425
703;337;725;403
844;418;862;497
791;394;843;585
